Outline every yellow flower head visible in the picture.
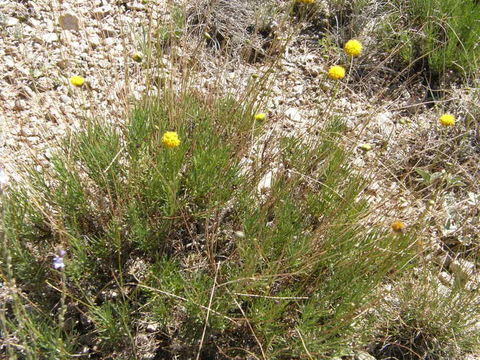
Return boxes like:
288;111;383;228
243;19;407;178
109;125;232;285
131;51;143;63
439;113;455;127
359;143;372;151
296;0;315;3
254;113;267;121
328;65;346;80
162;131;181;148
344;39;363;57
69;76;85;87
391;220;406;233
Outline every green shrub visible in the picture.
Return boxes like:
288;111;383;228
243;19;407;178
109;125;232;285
370;266;480;360
0;93;417;358
2;2;479;359
387;0;480;80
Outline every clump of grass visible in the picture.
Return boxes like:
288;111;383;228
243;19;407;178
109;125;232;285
380;0;480;82
186;0;281;62
385;114;480;259
3;2;479;359
1;87;417;358
390;127;473;196
369;266;480;360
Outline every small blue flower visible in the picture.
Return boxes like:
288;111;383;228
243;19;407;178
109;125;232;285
53;250;66;270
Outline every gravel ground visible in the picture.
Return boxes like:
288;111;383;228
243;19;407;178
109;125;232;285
0;0;169;179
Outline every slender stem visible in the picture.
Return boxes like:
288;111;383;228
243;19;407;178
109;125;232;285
0;184;16;358
196;262;220;360
58;270;67;331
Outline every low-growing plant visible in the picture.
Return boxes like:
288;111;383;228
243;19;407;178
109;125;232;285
370;266;480;360
1;90;418;358
381;0;480;82
2;2;479;359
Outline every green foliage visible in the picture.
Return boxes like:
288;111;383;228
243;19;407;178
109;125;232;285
1;91;419;358
2;2;479;359
137;118;417;357
0;92;257;358
89;300;134;350
411;0;480;78
370;267;480;359
16;82;480;356
2;301;76;359
384;0;480;80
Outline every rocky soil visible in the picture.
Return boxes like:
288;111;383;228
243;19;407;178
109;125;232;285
0;0;169;179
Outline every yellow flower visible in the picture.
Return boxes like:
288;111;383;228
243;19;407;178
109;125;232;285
439;113;455;127
254;113;267;121
391;220;406;233
162;131;181;148
131;51;143;63
328;65;346;80
359;143;372;151
296;0;315;3
69;76;85;87
344;39;363;57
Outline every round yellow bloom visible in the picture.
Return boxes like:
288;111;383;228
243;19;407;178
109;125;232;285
391;221;406;233
162;131;181;148
439;114;455;127
328;65;346;80
359;143;372;151
131;51;143;63
69;76;85;87
296;0;315;3
254;113;267;121
344;39;363;57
